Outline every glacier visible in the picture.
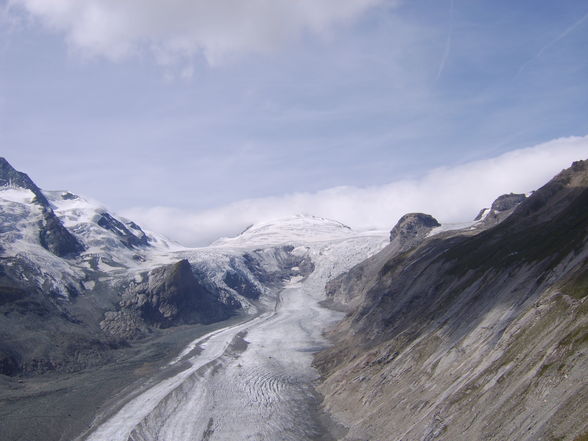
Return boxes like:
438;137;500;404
79;218;388;441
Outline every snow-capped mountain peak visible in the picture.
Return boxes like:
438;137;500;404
212;214;355;247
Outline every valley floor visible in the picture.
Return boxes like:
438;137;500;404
83;280;340;441
0;316;251;441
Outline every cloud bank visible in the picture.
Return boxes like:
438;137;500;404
9;0;388;65
122;135;588;246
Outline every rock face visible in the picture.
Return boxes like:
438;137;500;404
0;157;49;206
96;211;150;249
389;213;440;250
325;213;440;310
241;245;315;291
315;160;588;441
101;260;233;338
474;192;527;226
39;208;86;257
490;192;527;211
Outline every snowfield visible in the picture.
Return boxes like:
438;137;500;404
83;221;388;441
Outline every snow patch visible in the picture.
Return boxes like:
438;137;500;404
428;221;478;237
0;187;35;204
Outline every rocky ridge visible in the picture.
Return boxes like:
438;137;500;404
474;192;528;226
389;213;440;250
0;158;85;257
315;160;588;441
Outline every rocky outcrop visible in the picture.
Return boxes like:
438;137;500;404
315;160;588;441
223;268;264;300
474;192;527;226
38;208;86;257
324;214;440;309
96;211;150;249
98;310;149;340
60;191;78;200
389;213;440;251
0;157;49;206
101;260;234;338
242;245;315;290
490;192;527;211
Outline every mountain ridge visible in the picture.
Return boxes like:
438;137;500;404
0;157;86;257
314;159;588;441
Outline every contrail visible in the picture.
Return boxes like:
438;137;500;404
517;10;588;77
436;0;455;81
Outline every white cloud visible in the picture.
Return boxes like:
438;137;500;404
122;135;588;246
9;0;389;64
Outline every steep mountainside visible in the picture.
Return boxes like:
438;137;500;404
315;160;588;441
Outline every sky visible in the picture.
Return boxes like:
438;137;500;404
0;0;587;245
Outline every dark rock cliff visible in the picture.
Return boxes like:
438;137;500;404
325;214;438;310
389;213;440;251
38;208;86;257
0;158;49;206
96;211;151;249
241;245;315;291
101;260;234;339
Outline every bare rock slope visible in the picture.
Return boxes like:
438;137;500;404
315;160;588;441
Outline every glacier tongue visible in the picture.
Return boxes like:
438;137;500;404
84;231;388;441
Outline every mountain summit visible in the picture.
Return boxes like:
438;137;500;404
0;157;85;257
0;158;49;206
213;214;354;247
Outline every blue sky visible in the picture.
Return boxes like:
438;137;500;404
1;0;587;243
